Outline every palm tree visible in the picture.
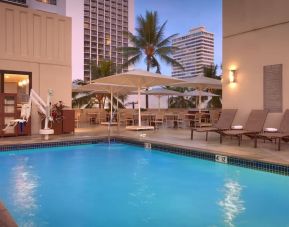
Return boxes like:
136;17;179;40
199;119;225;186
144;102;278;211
72;79;96;108
90;60;116;108
203;64;220;80
73;61;127;109
90;60;116;80
203;64;222;108
165;86;193;108
119;11;183;108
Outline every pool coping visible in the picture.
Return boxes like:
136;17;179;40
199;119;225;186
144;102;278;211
0;135;288;176
0;202;18;227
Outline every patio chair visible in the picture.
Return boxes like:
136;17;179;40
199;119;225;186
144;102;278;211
220;109;269;146
195;109;221;128
191;109;237;140
256;109;289;150
151;113;164;129
176;112;190;128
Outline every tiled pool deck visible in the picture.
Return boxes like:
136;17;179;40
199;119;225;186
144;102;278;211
0;125;289;169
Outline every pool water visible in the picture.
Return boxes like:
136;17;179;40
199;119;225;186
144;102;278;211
0;143;288;227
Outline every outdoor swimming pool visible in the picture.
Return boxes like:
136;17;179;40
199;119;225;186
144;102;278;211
0;143;288;226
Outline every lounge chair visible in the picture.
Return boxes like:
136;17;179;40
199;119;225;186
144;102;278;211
220;109;268;147
191;109;237;140
256;109;289;150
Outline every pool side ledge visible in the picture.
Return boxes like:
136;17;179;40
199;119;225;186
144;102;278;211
0;202;18;227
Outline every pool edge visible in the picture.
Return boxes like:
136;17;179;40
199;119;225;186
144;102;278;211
0;136;288;176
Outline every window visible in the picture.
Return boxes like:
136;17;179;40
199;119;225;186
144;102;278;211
36;0;57;5
1;72;31;105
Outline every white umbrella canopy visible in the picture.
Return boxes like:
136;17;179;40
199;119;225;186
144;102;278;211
173;75;222;90
184;90;219;110
94;70;184;88
131;88;184;111
93;70;184;128
72;85;108;94
80;82;136;94
141;87;184;96
173;75;221;111
184;90;219;97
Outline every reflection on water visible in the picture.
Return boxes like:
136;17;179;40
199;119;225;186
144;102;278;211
129;157;155;223
11;157;39;226
218;179;245;227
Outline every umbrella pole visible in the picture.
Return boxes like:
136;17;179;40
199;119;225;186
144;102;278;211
198;90;202;113
110;89;113;122
138;86;141;127
116;92;119;130
158;95;161;112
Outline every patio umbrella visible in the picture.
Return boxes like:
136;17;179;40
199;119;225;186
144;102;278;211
173;75;221;111
94;70;184;129
184;90;219;97
137;88;184;111
72;85;108;94
76;83;136;124
184;90;219;110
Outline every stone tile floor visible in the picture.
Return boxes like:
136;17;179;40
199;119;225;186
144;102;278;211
0;124;289;166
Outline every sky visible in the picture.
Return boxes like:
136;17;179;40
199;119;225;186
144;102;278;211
134;0;222;75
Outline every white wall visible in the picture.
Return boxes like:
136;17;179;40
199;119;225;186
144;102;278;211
125;95;168;109
223;0;289;128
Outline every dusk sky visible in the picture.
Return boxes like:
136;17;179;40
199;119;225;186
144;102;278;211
134;0;222;75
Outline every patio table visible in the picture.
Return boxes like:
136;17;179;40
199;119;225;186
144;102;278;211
164;113;179;128
87;112;98;124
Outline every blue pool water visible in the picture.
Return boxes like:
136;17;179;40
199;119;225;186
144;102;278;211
0;143;288;227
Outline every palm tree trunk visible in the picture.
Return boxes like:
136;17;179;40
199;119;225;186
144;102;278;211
146;63;150;109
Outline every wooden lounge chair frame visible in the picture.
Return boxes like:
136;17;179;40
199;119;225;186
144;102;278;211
191;109;237;140
256;109;289;151
220;109;269;147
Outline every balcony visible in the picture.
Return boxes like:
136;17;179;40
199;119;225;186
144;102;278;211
2;0;27;6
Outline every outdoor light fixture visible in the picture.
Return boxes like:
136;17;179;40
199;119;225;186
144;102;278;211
229;69;237;83
18;79;29;87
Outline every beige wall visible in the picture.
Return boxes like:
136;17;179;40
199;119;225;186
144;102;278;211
223;0;289;128
0;2;72;134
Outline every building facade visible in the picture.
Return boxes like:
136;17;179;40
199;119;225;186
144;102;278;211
84;0;134;82
223;0;289;127
20;0;84;81
3;0;135;81
0;1;71;134
172;27;214;79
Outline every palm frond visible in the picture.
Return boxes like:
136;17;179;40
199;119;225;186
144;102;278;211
156;46;178;56
158;54;184;70
118;46;141;58
157;33;179;48
155;20;167;44
122;53;143;68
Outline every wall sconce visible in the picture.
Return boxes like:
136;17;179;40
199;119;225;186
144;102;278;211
229;69;237;83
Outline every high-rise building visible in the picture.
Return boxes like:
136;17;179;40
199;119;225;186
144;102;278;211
84;0;134;82
172;27;214;79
